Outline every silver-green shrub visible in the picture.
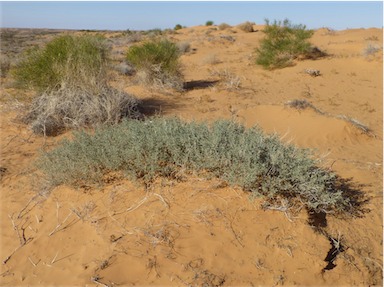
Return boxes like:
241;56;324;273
38;118;355;214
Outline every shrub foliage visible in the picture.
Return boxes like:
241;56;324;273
13;34;140;135
126;39;183;90
12;34;109;92
256;19;314;69
38;118;353;214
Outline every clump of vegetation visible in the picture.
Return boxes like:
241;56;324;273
38;117;357;214
12;34;109;92
23;86;140;136
143;28;163;37
237;21;255;32
13;34;140;135
218;23;231;30
363;43;381;57
174;24;183;30
256;19;314;69
206;21;214;26
177;41;191;53
126;39;183;90
123;30;143;43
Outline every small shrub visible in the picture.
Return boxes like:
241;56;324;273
256;19;314;69
143;28;163;37
363;44;381;57
218;23;231;30
177;41;191;53
206;21;214;26
210;69;241;90
12;34;109;92
237;21;255;32
126;32;142;43
126;39;183;90
38;118;358;214
174;24;183;30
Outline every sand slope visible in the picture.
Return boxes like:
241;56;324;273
1;25;382;286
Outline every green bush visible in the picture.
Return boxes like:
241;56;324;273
12;34;109;92
174;24;183;30
38;117;354;214
256;19;314;69
126;39;183;90
12;34;141;136
206;21;214;26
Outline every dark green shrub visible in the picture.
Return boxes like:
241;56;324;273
174;24;183;30
206;21;214;26
38;118;355;214
12;34;109;92
126;39;183;90
256;19;314;69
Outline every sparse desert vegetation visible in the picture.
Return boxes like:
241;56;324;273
12;34;109;92
38;118;360;214
256;19;315;69
11;34;140;135
0;20;382;287
126;38;184;90
237;21;255;32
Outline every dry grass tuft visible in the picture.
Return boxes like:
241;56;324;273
285;99;324;114
23;86;141;136
210;69;241;90
237;21;255;32
218;23;232;30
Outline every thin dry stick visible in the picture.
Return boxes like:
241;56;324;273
8;214;24;245
43;252;58;267
3;214;33;264
2;235;33;265
91;276;110;287
3;245;22;265
152;193;170;208
17;196;38;219
107;212;136;236
228;210;245;248
28;256;40;267
48;212;73;236
48;202;75;236
263;199;295;222
112;193;149;215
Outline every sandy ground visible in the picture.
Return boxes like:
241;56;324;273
0;25;382;286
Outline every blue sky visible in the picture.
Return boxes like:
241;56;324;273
1;1;383;31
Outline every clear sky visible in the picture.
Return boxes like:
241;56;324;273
1;1;383;31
